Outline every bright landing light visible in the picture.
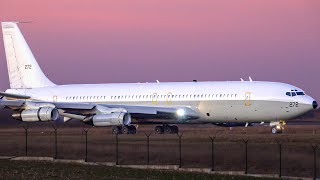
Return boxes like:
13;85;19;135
176;109;185;117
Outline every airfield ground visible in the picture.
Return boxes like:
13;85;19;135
0;159;275;180
0;124;320;178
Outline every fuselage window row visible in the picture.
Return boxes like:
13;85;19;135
65;94;238;101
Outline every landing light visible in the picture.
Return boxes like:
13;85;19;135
176;109;185;117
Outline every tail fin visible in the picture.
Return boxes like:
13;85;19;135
1;22;55;89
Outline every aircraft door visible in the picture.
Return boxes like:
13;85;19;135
244;92;251;106
53;95;58;102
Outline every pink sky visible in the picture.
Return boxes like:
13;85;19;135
0;0;320;99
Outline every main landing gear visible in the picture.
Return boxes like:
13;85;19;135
154;124;179;134
112;125;137;134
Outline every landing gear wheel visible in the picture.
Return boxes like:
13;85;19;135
271;125;283;134
112;126;121;134
172;125;179;134
128;125;137;134
121;126;129;134
155;126;163;134
164;125;173;134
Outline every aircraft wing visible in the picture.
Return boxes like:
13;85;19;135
0;99;200;122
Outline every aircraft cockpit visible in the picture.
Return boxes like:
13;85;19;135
286;90;305;97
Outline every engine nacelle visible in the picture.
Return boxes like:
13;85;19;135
92;112;131;126
12;107;59;122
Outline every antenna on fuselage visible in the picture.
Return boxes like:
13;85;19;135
249;76;253;82
240;78;244;82
156;80;160;83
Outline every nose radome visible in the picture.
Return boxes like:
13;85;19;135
313;101;318;109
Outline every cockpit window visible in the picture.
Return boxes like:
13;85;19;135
286;90;305;97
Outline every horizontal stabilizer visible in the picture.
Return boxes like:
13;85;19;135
0;91;30;99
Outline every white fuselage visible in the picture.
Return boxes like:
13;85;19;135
6;81;316;124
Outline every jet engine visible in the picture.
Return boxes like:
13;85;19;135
12;107;59;122
92;112;131;126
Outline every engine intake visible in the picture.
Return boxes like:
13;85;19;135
12;107;59;122
92;112;131;126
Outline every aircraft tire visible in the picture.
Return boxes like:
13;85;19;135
121;126;129;134
271;126;283;134
164;125;172;134
155;126;163;134
112;126;121;134
172;126;179;134
128;125;137;134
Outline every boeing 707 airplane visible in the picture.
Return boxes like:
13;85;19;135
0;22;317;134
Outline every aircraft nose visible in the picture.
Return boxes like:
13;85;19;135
313;101;318;109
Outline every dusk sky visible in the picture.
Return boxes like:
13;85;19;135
0;0;319;99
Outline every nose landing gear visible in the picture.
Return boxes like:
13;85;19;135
271;120;285;134
271;125;283;134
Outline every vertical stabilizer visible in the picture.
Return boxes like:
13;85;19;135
1;22;55;89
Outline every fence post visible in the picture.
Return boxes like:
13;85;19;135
209;136;216;171
242;139;249;174
177;133;183;168
83;129;89;162
145;133;151;165
312;144;318;180
115;133;119;165
23;125;29;156
276;140;282;177
53;126;58;159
